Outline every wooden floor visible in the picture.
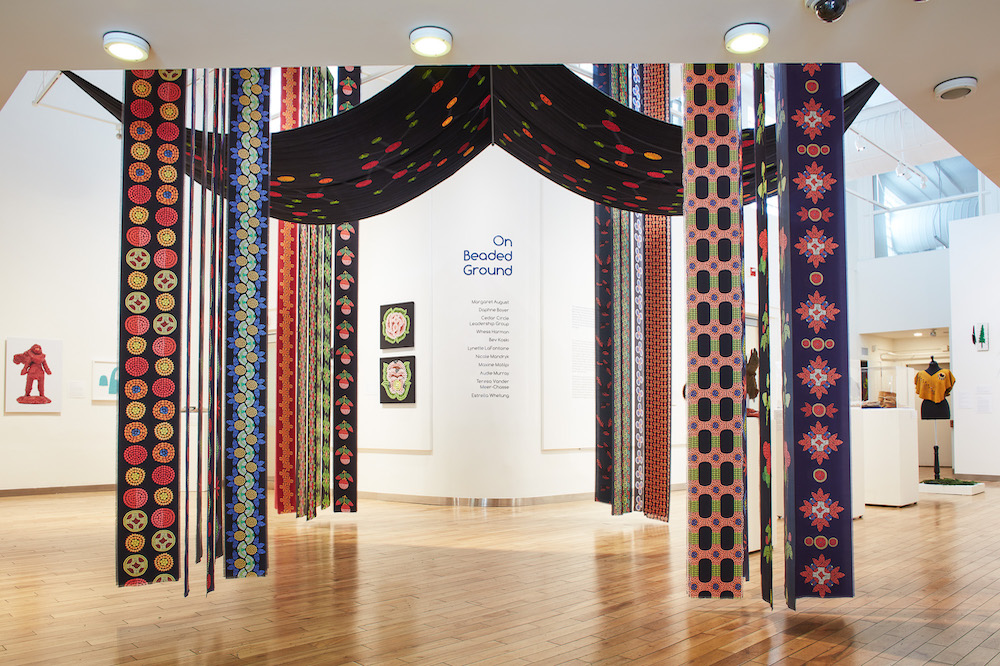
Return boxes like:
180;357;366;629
3;475;1000;665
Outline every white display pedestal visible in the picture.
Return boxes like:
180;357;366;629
862;408;919;507
850;406;865;518
771;407;865;520
918;481;985;496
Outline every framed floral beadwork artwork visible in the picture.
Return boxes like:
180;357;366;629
379;302;414;349
379;356;415;404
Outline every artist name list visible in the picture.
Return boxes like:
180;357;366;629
467;298;511;399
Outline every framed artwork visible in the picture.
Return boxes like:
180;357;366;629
380;301;414;349
5;337;63;413
973;323;989;351
92;360;119;401
380;356;415;403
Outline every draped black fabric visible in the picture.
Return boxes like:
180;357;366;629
494;64;684;216
61;70;123;119
67;66;879;224
270;65;492;224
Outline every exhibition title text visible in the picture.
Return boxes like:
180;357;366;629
463;234;513;277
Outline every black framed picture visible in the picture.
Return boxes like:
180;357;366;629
379;355;415;403
380;302;414;349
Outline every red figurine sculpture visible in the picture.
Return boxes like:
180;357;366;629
12;344;52;404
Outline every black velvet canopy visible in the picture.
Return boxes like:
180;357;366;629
66;65;879;224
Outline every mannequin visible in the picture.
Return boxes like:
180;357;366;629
914;356;955;420
914;356;956;479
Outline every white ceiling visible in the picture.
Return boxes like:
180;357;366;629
2;0;997;184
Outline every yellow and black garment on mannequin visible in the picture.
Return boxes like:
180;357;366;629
915;368;955;420
915;369;956;404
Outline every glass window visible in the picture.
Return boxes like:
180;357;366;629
873;156;981;256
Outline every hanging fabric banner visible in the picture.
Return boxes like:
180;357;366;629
611;205;633;514
318;222;333;510
593;64;614;505
275;67;300;514
776;63;854;609
206;68;227;592
296;222;315;517
332;66;361;513
117;68;186;586
315;68;335;510
754;63;774;607
181;69;199;596
315;67;334;512
223;67;270;578
629;63;645;515
683;64;745;598
338;66;360;112
609;64;633;515
641;63;670;522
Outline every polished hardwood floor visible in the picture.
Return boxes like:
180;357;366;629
2;473;1000;664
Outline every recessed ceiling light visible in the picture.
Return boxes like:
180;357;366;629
914;332;923;337
409;26;452;57
103;31;150;62
724;23;770;54
934;76;977;100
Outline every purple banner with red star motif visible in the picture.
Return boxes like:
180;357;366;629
775;63;853;609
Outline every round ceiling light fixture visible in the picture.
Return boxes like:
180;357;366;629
724;23;770;54
934;76;978;100
409;26;453;57
103;31;150;62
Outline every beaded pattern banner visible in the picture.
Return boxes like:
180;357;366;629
319;223;333;510
296;224;316;517
224;67;270;578
754;63;774;606
333;66;361;513
683;64;745;598
775;63;853;609
317;68;337;511
274;67;300;514
642;63;671;522
117;68;186;586
332;222;358;511
612;203;633;515
630;63;645;515
593;64;614;505
610;64;633;516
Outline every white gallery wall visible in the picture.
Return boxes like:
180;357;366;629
949;214;1000;476
0;71;123;489
356;147;597;499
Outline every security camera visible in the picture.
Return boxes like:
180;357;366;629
805;0;848;23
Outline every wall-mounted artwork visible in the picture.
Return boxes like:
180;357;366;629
973;323;989;351
380;302;414;349
92;361;119;401
380;356;415;403
5;338;63;413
